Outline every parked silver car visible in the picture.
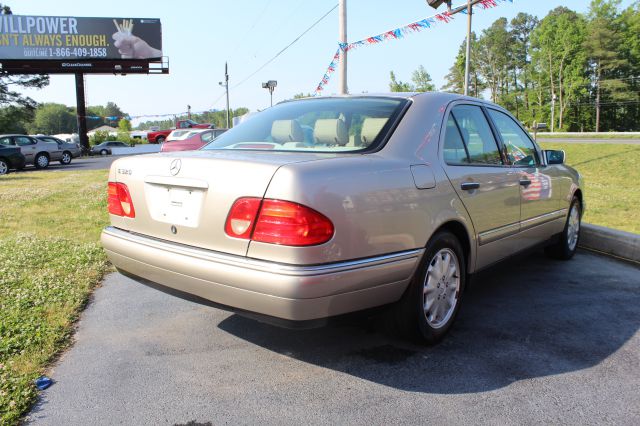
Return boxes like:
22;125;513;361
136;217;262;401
34;135;82;164
0;134;69;169
102;93;583;344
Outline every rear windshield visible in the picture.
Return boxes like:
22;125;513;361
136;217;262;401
203;97;408;153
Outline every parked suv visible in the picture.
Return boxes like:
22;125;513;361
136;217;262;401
33;135;81;165
0;134;68;169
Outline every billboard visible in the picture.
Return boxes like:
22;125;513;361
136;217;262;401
0;15;166;74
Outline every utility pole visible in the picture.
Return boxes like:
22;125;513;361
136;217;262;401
427;0;485;97
338;0;348;94
219;62;230;128
463;0;472;96
187;104;191;120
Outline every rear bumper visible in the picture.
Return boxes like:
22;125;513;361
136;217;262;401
101;226;422;322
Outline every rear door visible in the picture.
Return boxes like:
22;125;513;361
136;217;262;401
440;104;521;269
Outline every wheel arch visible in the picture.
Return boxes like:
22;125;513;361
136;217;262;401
431;220;474;274
573;188;584;216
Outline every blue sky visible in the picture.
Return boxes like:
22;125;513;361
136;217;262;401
14;0;636;123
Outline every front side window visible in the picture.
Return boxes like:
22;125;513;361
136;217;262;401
488;109;539;167
446;105;503;165
203;97;408;153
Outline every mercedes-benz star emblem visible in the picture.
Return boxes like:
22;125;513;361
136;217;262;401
169;159;181;176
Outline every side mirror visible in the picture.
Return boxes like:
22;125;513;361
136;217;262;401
545;149;565;165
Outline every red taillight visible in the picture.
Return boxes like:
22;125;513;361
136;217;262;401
225;197;262;239
225;198;334;246
107;182;136;218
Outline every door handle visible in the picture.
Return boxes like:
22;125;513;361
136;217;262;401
520;179;532;186
460;182;480;191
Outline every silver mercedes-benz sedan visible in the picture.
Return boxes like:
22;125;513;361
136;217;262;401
102;93;583;344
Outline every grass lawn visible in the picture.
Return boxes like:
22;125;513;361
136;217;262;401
540;142;640;234
538;133;640;139
0;169;109;425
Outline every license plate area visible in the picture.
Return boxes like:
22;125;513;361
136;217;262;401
145;184;205;228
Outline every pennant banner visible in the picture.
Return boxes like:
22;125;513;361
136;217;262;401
314;0;513;95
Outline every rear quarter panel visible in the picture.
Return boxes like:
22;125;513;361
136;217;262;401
248;95;477;267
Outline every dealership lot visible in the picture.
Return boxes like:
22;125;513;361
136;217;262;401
28;250;639;425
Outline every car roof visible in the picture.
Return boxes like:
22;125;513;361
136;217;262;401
285;92;503;109
0;134;32;137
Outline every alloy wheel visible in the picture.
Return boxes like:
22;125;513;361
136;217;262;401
567;204;580;251
423;248;461;329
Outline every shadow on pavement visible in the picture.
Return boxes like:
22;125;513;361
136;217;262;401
218;250;640;394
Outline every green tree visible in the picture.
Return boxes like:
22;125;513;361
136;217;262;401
442;33;484;97
389;71;412;92
29;103;76;134
0;105;35;133
584;0;629;131
118;118;132;132
411;66;435;92
531;7;588;131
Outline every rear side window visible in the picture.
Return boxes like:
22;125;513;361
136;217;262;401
449;105;503;165
488;109;539;167
15;136;34;146
0;137;14;146
443;116;469;165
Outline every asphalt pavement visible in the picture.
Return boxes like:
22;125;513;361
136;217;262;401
27;250;640;425
15;155;120;173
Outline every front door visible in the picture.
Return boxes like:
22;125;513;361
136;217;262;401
440;104;521;270
486;108;565;246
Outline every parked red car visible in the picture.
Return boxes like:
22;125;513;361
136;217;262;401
160;128;228;152
147;120;213;144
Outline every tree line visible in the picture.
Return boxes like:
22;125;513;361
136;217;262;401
136;108;250;131
392;0;640;132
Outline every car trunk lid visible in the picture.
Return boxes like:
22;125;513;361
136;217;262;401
108;150;334;256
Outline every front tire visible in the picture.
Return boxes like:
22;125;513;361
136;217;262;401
545;196;581;260
100;149;108;156
156;136;166;144
60;151;72;165
34;153;49;169
396;231;466;345
0;159;9;175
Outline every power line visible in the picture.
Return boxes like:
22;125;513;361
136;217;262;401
232;3;338;90
227;0;274;62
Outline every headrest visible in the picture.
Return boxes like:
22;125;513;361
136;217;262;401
271;120;304;144
360;118;387;146
313;119;348;146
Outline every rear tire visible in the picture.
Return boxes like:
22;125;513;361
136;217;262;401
34;153;49;169
0;158;9;175
395;231;466;345
545;196;581;260
60;151;72;165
